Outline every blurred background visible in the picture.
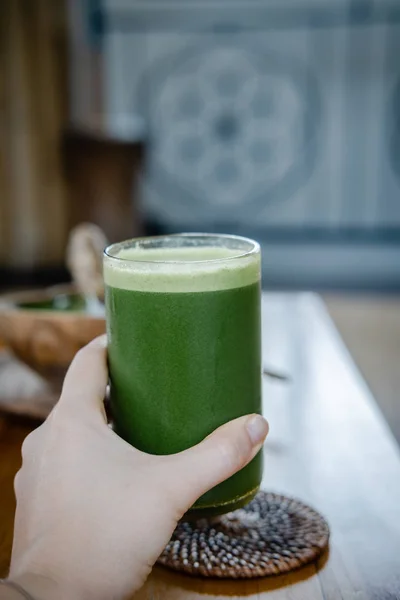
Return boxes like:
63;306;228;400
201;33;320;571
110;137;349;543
1;1;400;437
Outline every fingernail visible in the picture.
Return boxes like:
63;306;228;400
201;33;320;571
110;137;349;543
246;415;269;446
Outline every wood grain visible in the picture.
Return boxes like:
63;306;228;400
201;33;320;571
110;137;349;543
0;294;400;599
0;414;34;578
325;293;400;445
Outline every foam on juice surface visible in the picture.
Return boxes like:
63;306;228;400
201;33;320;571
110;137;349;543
104;244;260;293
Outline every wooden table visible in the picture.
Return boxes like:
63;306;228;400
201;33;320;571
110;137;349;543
1;293;400;599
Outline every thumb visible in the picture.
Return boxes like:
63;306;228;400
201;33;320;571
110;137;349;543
58;335;108;420
165;414;268;510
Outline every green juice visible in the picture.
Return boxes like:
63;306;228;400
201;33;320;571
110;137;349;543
104;238;262;516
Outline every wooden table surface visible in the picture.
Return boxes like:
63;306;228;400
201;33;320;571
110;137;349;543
1;293;400;599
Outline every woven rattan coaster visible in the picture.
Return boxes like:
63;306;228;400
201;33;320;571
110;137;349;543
157;491;329;578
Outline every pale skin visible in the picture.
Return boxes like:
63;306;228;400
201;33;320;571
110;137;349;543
3;336;269;600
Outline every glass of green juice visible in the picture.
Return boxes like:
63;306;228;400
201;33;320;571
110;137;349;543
104;233;262;517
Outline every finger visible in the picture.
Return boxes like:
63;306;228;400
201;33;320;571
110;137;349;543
165;414;269;509
58;335;108;417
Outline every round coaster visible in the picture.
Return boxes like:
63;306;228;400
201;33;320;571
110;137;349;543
157;491;330;578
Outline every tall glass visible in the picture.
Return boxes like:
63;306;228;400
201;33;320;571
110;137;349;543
104;234;262;517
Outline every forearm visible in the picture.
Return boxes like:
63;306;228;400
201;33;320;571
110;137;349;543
0;577;38;600
0;580;23;600
1;574;70;600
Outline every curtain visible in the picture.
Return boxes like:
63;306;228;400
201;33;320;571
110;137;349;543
0;0;68;269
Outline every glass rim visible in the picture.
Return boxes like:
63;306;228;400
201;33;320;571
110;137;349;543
104;233;260;265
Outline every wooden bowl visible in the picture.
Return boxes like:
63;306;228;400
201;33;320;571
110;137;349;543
0;284;105;373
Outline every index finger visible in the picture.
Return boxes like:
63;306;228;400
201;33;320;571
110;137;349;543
58;335;108;419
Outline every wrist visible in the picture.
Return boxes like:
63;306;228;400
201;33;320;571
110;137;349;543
0;580;28;600
6;572;73;600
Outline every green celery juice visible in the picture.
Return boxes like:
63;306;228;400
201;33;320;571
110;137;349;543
104;235;262;516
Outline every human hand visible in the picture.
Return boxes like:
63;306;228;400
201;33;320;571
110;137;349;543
8;336;268;600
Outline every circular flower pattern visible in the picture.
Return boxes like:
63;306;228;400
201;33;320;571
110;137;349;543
139;41;320;221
